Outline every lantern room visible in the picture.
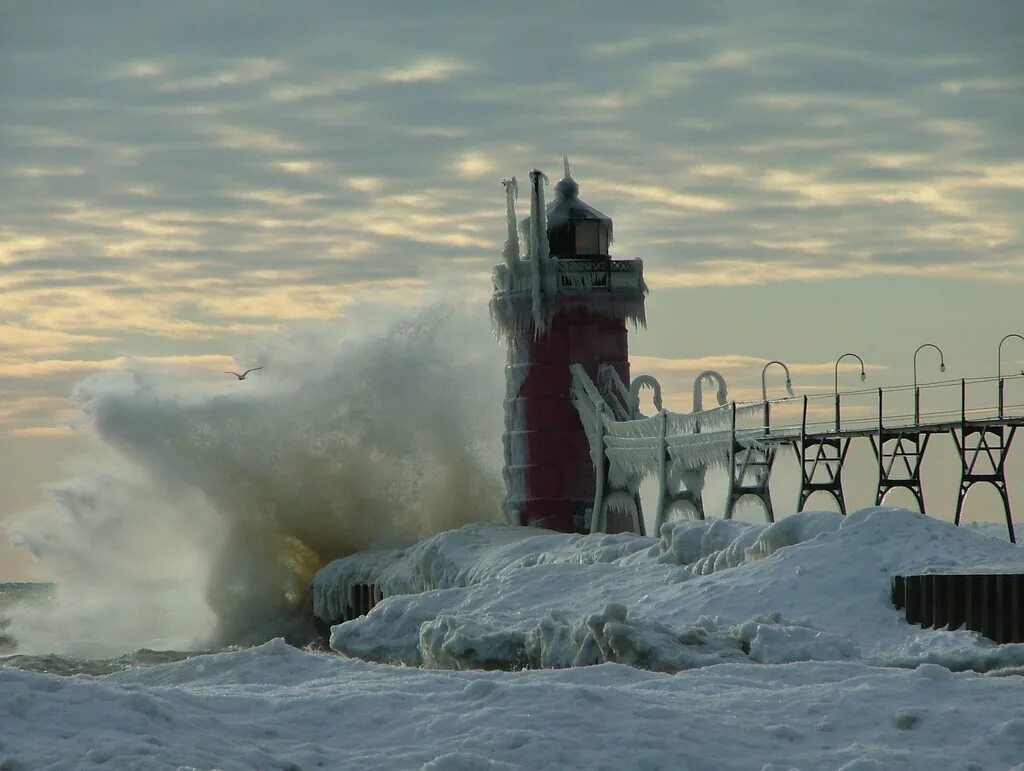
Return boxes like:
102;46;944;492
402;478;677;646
544;165;613;259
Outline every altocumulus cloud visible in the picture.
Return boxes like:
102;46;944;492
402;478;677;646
0;0;1022;437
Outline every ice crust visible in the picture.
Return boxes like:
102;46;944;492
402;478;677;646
8;638;1024;770
316;507;1024;673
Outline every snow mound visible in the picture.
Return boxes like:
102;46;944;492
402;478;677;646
657;517;758;567
315;508;1024;674
311;524;651;624
735;613;860;664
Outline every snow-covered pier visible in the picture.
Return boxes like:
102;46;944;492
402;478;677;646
571;364;1024;541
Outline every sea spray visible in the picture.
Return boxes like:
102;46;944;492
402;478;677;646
5;304;504;656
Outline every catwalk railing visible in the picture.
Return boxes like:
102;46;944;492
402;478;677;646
571;367;1024;542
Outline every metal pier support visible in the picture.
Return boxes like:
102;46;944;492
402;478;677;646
725;402;776;522
797;395;851;515
659;473;707;526
952;379;1017;542
870;387;931;511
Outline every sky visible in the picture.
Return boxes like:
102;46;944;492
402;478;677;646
1;0;1023;577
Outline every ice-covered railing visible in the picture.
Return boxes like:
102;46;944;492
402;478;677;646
755;373;1024;436
572;365;1024;537
490;259;647;343
489;168;647;344
571;364;767;534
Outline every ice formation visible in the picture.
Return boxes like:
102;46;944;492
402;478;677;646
692;369;729;412
315;507;1024;675
570;363;766;530
628;373;663;413
488;166;646;345
501;176;520;270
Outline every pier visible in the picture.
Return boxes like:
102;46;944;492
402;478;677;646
572;366;1024;542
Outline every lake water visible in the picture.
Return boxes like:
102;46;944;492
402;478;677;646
0;583;208;675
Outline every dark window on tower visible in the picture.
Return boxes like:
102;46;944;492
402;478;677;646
575;221;601;255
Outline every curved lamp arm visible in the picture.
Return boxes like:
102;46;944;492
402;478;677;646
998;334;1024;382
760;360;794;402
913;343;946;391
834;352;866;395
692;370;728;413
629;374;663;414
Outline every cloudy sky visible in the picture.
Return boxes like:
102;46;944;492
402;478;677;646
2;1;1023;574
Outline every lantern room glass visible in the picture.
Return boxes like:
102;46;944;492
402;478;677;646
575;221;607;257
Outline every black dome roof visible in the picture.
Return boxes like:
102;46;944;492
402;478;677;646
545;160;612;258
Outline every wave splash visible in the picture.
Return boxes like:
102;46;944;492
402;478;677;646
6;306;504;656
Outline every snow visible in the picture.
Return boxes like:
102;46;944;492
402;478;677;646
318;508;1024;672
6;507;1024;770
6;637;1024;769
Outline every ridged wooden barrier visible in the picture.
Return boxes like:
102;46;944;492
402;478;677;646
345;583;383;621
892;573;1024;644
314;582;385;641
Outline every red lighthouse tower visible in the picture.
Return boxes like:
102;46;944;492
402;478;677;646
490;162;647;533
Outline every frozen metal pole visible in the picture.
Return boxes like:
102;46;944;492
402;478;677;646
833;353;866;433
913;343;945;424
997;334;1023;419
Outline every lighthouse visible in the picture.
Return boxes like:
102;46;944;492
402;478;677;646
490;161;647;534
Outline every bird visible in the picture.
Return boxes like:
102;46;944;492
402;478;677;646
224;367;263;380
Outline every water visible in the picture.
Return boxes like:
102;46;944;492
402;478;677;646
0;583;51;653
0;582;227;675
2;645;209;676
2;305;504;664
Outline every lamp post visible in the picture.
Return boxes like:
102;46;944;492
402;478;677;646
833;353;866;432
998;333;1024;419
760;360;794;431
761;360;795;402
913;343;945;424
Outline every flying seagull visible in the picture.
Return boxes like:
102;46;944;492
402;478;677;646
224;366;263;380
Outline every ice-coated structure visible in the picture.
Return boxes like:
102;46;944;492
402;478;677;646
490;160;647;533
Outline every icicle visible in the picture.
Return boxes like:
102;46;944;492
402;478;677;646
692;370;728;413
629;374;663;415
527;169;549;334
502;177;520;270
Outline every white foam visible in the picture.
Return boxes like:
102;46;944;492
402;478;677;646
5;305;505;656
